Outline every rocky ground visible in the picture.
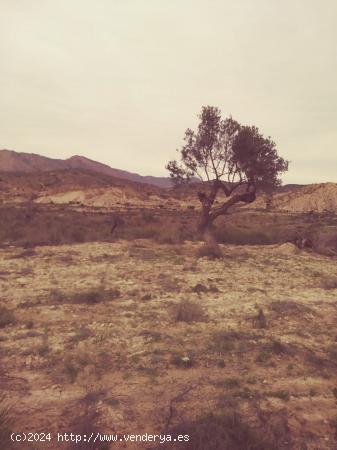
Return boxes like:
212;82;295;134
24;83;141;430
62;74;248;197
1;240;337;449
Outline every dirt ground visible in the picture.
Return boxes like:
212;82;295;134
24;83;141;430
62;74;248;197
1;239;337;449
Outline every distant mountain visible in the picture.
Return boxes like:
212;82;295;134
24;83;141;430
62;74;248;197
0;149;173;188
1;149;336;213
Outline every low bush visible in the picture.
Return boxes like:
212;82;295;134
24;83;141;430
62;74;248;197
209;331;242;354
196;244;222;259
158;411;287;450
311;228;337;256
171;353;195;368
0;396;13;449
0;306;16;328
321;276;337;290
171;300;208;323
53;287;121;305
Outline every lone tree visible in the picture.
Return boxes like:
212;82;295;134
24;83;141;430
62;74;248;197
166;106;289;243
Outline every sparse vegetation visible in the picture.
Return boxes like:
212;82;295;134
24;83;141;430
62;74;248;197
64;356;81;383
196;244;222;259
321;276;337;290
1;219;337;448
267;390;290;401
269;300;311;316
209;331;242;354
69;408;110;450
1;7;337;448
0;396;13;449
160;410;290;450
52;287;121;305
171;352;195;368
72;288;107;305
253;308;267;329
0;306;16;328
171;300;208;323
68;326;93;344
215;377;241;389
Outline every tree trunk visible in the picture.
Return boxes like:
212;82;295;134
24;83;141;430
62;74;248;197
198;214;219;247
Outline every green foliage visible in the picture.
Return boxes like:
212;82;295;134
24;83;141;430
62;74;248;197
167;106;288;188
166;106;288;239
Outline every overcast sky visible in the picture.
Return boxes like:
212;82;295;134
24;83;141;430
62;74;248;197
0;0;336;184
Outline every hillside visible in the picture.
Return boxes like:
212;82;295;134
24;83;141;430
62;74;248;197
1;150;337;213
270;183;337;213
0;169;175;208
0;149;173;188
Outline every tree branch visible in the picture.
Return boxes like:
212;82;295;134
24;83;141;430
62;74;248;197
210;188;256;221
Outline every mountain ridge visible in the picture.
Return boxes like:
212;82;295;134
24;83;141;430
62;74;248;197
0;149;173;188
1;150;337;213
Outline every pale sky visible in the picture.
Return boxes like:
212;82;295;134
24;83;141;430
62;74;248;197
0;0;336;184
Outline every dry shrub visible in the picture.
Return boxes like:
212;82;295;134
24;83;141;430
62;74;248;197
11;249;36;259
196;244;222;259
53;287;121;305
71;288;107;305
156;226;182;244
311;229;337;256
269;300;312;316
213;223;296;245
140;209;157;223
0;306;16;328
171;353;195;368
266;340;296;356
252;308;267;329
0;396;13;449
158;411;290;450
171;300;208;323
0;205;112;247
321;276;337;290
68;326;93;344
209;331;243;354
69;409;109;450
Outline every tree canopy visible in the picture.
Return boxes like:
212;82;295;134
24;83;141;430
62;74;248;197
166;106;289;239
